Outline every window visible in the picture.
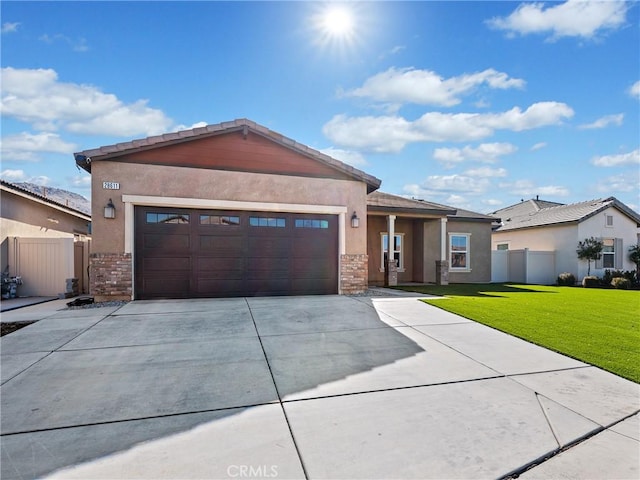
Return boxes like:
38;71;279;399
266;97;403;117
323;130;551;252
602;238;615;268
200;215;240;226
146;212;190;224
605;215;614;227
249;217;285;228
381;233;403;271
496;244;509;251
450;234;470;270
295;219;329;229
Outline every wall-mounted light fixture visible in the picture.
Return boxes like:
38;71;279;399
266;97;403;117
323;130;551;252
351;211;360;228
104;198;116;219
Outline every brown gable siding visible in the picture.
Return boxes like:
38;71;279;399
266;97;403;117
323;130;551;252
105;130;353;181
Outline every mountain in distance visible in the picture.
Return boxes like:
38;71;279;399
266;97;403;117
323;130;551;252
14;182;91;216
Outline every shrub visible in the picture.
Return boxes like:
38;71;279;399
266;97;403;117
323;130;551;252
582;276;599;288
557;272;576;286
611;277;631;289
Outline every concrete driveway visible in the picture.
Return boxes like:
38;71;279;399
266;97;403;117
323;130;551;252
1;294;638;479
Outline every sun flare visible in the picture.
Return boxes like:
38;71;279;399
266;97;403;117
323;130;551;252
311;3;360;51
322;6;354;38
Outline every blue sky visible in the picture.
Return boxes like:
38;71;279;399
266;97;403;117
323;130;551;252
1;1;638;213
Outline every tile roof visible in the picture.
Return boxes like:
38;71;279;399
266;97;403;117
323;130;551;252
491;197;640;231
74;118;381;192
0;180;91;219
367;191;494;221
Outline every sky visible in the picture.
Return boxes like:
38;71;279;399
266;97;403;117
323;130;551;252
1;0;639;214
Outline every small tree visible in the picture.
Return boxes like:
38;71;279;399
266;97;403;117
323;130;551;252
629;244;640;283
576;237;603;276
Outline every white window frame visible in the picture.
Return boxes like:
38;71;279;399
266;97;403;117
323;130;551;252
380;232;405;272
496;243;509;251
605;214;614;228
602;238;615;269
449;233;471;272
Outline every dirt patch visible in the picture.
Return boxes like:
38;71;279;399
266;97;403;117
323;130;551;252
1;322;35;337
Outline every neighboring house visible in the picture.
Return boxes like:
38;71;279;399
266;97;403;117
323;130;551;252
367;192;495;285
490;197;640;281
74;119;494;301
0;180;92;296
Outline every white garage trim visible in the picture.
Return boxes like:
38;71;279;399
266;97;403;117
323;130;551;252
121;194;348;255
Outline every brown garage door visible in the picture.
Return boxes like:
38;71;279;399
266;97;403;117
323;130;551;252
135;206;338;299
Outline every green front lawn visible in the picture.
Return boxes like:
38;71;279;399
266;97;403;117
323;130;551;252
395;284;640;383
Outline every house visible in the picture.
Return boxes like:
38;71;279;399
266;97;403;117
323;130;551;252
367;192;494;286
0;180;91;296
74;119;494;301
490;197;640;282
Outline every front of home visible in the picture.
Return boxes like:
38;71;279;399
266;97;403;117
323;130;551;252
75;119;493;301
491;197;640;282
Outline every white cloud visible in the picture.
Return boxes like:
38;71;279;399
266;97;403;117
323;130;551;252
0;169;27;181
0;132;78;161
629;81;640;100
531;142;547;151
68;175;92;189
0;67;173;136
0;169;51;185
433;142;517;167
344;67;524;107
500;179;569;197
486;0;628;40
463;166;508;178
591;148;640;167
422;174;490;195
174;121;209;132
39;33;89;52
1;22;20;34
319;147;367;167
578;113;623;130
323;102;573;152
595;173;639;194
482;198;504;207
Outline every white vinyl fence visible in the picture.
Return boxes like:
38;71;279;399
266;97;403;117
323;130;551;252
491;248;556;285
7;237;75;296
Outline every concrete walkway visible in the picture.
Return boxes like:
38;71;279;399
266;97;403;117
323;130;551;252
1;295;638;479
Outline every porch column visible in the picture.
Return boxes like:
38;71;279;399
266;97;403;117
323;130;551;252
436;217;449;285
384;215;397;287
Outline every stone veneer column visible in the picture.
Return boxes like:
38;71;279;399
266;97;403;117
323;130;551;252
340;254;368;294
89;253;132;301
435;260;449;285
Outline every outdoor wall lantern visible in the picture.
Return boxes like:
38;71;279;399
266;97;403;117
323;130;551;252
104;198;116;219
351;211;360;228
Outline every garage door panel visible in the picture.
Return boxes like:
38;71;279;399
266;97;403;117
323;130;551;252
196;279;246;296
143;233;191;250
142;276;190;297
292;258;333;278
197;256;245;272
198;235;245;253
246;278;290;294
143;256;191;271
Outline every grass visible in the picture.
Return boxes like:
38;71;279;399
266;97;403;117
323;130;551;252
395;284;640;383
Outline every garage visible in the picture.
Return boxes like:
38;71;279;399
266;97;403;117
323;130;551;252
135;206;338;299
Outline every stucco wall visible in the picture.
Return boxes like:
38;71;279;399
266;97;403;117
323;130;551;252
578;208;638;277
492;223;578;279
367;216;415;285
91;162;368;255
1;190;90;272
447;219;492;283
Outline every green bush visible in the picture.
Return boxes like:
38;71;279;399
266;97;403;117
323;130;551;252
582;276;599;288
611;277;631;289
557;272;576;286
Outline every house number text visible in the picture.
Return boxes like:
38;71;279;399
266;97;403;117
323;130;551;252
103;182;120;190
